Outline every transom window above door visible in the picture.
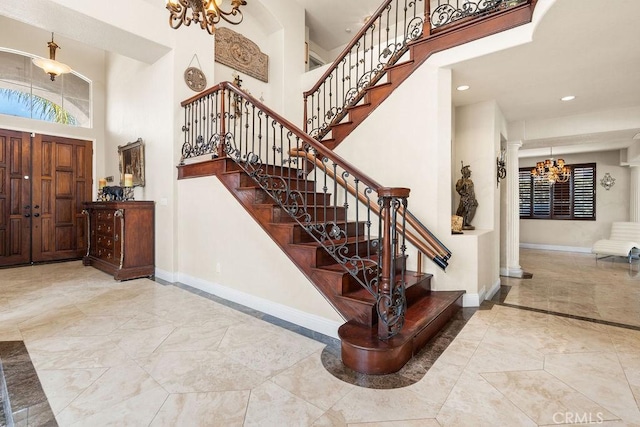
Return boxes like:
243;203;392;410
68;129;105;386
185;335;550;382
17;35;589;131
0;49;91;127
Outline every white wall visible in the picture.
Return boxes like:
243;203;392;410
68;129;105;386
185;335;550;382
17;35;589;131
177;177;342;324
520;150;629;250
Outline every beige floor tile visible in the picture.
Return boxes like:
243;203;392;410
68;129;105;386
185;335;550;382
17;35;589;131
481;370;618;425
217;319;325;377
137;350;268;393
436;372;536;426
38;368;108;415
108;312;176;358
55;362;166;425
26;335;132;370
349;420;441;427
407;360;464;407
463;327;545;373
271;351;354;411
243;381;324;427
617;352;640;411
150;390;250;427
326;384;440;424
154;321;229;353
544;352;640;424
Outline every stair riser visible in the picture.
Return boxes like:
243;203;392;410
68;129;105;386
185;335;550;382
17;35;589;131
291;221;367;244
272;206;347;224
314;255;407;295
270;221;368;245
339;331;413;375
411;294;463;354
317;242;378;267
225;161;302;178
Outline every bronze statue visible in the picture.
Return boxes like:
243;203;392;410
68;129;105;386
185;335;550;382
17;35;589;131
456;162;478;230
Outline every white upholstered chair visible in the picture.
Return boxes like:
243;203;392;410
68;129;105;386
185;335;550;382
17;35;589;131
592;222;640;262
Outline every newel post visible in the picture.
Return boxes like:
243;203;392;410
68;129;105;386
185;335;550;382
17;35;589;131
218;87;227;158
377;187;410;340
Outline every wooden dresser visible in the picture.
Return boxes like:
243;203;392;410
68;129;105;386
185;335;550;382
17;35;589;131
83;201;155;280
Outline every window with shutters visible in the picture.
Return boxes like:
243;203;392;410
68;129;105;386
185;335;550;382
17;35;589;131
519;163;595;220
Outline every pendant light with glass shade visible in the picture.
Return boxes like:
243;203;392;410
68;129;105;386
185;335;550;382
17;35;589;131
32;33;72;81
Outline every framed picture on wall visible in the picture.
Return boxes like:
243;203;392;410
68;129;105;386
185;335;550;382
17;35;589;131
118;138;145;187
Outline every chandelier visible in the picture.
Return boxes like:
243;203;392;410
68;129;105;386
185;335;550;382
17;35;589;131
166;0;247;35
32;33;71;81
531;147;571;184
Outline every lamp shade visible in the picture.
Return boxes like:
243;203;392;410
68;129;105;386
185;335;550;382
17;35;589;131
32;57;71;77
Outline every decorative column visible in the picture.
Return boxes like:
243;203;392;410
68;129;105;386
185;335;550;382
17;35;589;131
630;166;640;222
504;140;524;277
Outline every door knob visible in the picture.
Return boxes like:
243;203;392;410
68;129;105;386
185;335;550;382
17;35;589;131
24;205;30;209
34;213;40;217
34;205;40;209
24;213;31;218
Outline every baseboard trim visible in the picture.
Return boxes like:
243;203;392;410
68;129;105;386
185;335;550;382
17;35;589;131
520;243;591;254
176;273;341;339
463;293;481;307
486;279;501;300
154;267;175;283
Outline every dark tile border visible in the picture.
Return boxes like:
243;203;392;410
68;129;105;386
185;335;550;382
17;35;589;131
0;341;57;426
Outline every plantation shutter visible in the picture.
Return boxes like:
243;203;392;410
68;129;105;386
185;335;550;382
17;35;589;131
532;178;551;217
552;180;571;218
519;163;595;220
519;169;532;216
573;164;596;219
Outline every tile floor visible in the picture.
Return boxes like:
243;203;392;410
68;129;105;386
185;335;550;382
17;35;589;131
0;248;639;426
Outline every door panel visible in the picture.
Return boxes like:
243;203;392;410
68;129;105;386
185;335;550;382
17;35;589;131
32;134;92;262
0;130;31;266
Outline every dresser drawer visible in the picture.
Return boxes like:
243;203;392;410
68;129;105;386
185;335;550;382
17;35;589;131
96;247;116;263
96;235;114;250
96;210;114;221
96;220;114;236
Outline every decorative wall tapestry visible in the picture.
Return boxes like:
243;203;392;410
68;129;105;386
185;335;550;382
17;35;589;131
215;27;269;83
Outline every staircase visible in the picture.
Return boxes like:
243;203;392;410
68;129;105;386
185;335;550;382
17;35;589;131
175;0;539;374
179;153;463;374
304;0;539;150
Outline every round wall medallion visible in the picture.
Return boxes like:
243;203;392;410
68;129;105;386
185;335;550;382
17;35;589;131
184;67;207;92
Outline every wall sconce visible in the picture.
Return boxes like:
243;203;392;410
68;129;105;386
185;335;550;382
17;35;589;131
600;172;615;190
496;148;506;187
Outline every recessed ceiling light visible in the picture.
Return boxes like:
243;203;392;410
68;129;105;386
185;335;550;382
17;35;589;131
345;28;352;33
561;95;576;101
457;85;470;91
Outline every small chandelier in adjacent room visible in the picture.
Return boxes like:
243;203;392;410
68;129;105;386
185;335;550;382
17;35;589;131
32;33;71;81
166;0;247;35
531;147;571;184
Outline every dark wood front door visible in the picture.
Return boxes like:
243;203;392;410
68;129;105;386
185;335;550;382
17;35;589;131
0;130;31;266
0;129;92;267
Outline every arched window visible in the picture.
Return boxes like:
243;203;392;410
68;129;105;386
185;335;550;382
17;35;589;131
0;49;91;127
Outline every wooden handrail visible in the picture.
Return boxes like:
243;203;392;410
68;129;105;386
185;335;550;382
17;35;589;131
289;147;449;268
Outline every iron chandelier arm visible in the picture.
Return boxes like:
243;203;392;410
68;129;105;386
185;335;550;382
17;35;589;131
167;0;247;35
